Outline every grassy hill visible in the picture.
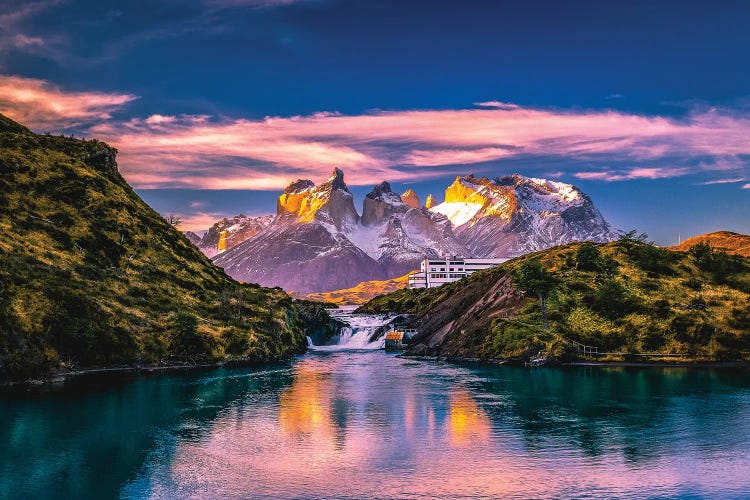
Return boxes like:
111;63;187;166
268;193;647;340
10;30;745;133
359;235;750;363
303;272;412;305
671;231;750;257
0;114;308;381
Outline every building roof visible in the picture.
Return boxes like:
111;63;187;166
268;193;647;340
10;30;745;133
385;331;404;340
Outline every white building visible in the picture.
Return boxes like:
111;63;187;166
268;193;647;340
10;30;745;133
407;257;508;289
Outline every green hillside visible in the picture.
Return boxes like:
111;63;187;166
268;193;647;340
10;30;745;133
0;115;307;381
359;235;750;362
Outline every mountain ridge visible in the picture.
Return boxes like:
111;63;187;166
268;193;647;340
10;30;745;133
211;169;619;293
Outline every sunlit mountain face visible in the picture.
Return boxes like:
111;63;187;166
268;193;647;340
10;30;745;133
1;0;749;245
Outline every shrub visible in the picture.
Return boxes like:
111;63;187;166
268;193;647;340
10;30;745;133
576;242;601;271
591;279;640;319
170;312;214;358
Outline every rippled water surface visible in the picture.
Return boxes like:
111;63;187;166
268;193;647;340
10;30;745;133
2;352;750;499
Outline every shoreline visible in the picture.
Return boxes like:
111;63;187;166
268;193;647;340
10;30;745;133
0;355;298;392
399;353;750;369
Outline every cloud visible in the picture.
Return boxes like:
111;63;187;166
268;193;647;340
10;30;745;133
473;101;520;110
4;76;750;190
573;167;691;182
743;184;750;190
0;1;61;59
89;103;750;190
178;211;231;232
0;75;137;129
699;178;747;185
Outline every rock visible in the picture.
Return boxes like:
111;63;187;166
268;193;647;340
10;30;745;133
401;189;421;209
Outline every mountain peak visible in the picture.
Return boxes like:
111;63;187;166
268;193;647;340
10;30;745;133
425;194;436;209
320;167;349;192
284;179;315;194
361;180;407;226
401;189;420;208
367;181;394;199
277;168;358;229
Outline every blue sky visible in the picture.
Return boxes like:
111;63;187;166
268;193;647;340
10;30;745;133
1;0;749;243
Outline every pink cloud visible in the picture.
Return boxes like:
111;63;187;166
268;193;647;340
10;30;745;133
574;167;691;182
92;105;749;189
743;184;750;190
3;75;750;190
403;147;512;166
0;75;137;129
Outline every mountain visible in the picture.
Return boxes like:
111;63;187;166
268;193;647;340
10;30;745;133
347;181;469;277
191;214;274;257
304;272;412;305
430;174;618;258
214;169;386;294
671;231;750;257
0;114;310;381
359;238;750;362
401;189;420;209
212;169;616;294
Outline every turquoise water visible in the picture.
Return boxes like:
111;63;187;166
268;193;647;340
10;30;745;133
2;352;750;499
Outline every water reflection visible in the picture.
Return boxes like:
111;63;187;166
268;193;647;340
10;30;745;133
446;389;490;447
1;354;750;499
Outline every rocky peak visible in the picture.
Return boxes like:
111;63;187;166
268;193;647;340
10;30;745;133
277;168;358;230
319;167;348;192
284;179;315;194
425;194;436;209
401;189;421;208
361;180;407;226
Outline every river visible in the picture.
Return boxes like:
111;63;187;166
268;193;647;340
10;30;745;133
2;313;750;499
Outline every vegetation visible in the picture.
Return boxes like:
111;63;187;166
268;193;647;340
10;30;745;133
513;259;559;330
359;236;750;363
0;114;309;381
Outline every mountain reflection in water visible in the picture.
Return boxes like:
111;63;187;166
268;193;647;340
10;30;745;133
1;351;749;499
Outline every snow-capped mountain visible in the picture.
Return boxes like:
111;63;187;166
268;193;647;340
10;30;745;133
431;174;619;257
190;214;274;257
213;169;386;294
210;169;618;294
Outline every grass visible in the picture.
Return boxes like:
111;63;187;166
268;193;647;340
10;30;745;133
358;238;750;362
0;115;308;381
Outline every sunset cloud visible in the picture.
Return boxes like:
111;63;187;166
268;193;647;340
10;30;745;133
89;104;750;190
573;167;692;182
4;75;750;190
0;75;137;129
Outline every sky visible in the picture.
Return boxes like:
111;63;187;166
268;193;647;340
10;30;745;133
1;0;749;243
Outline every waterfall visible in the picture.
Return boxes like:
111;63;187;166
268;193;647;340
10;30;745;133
307;308;390;351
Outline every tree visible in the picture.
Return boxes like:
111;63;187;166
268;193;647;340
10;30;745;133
576;242;601;271
514;260;559;330
164;212;183;227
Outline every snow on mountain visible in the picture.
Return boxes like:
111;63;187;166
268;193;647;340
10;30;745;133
214;169;385;294
209;169;618;294
430;173;618;258
191;214;274;257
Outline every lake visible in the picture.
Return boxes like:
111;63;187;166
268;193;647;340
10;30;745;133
2;350;750;499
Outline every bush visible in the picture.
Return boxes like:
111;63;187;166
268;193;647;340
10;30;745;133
576;242;601;271
591;279;640;319
170;312;214;358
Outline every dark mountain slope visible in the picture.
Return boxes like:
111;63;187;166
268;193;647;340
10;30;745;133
0;114;307;381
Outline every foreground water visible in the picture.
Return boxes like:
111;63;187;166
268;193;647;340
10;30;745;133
2;352;750;499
